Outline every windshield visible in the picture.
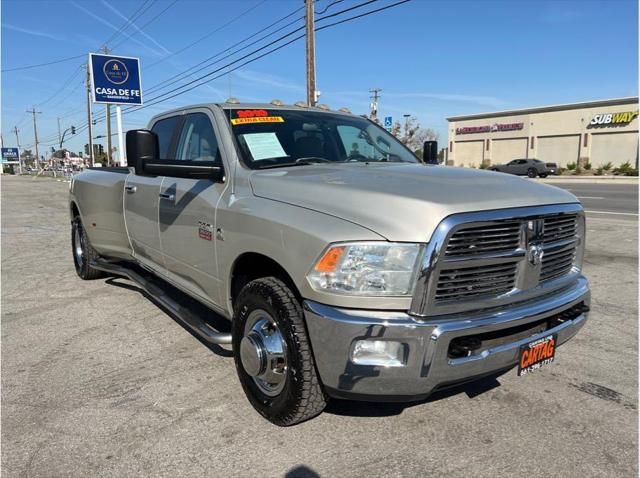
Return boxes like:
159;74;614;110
224;108;420;169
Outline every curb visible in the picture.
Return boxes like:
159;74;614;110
538;176;638;185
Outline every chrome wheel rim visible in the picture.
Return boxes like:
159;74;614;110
74;226;84;267
240;309;287;397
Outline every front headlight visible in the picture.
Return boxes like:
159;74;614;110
307;242;422;296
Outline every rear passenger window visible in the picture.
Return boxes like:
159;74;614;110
175;113;221;163
151;116;179;159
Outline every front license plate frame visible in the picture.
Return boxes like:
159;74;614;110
517;333;557;377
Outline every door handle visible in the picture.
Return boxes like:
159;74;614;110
159;193;175;201
125;185;137;193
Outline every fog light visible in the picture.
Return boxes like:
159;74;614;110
351;340;406;367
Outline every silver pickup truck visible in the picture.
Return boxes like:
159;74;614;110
69;102;590;426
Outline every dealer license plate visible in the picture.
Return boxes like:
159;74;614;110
517;333;557;377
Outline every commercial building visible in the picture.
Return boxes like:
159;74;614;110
447;97;638;168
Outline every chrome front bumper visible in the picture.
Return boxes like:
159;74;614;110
304;276;589;401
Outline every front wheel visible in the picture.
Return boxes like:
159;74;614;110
232;277;327;426
527;168;538;178
539;173;548;178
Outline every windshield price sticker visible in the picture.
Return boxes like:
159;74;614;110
242;132;287;160
231;116;284;125
518;333;557;376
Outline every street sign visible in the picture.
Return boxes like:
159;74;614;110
1;147;20;164
384;116;393;129
89;53;143;105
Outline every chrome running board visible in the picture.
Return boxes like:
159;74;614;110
90;259;232;345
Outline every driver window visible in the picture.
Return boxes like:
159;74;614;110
175;113;221;163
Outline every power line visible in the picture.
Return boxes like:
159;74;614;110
316;0;411;32
127;0;385;109
1;54;86;73
143;8;306;96
315;0;345;15
102;0;154;48
66;0;414;131
146;0;269;69
35;65;83;107
138;0;363;98
111;0;181;50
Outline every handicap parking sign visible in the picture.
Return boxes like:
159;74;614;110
384;116;393;128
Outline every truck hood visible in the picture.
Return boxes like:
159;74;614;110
249;163;578;242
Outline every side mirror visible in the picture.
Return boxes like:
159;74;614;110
126;129;158;175
423;140;438;164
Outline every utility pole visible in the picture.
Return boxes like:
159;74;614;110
369;88;382;123
305;0;317;107
13;126;22;174
403;113;411;138
57;117;62;146
101;46;113;165
84;64;94;167
26;107;42;169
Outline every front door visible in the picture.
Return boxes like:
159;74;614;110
124;114;181;272
158;110;227;305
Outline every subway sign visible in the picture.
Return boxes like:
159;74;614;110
588;111;638;128
456;122;524;135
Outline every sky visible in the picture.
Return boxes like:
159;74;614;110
1;0;638;157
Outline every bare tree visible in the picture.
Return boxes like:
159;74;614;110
390;116;440;152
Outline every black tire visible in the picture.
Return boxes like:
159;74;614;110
539;173;548;178
232;277;327;426
527;168;538;178
71;216;104;280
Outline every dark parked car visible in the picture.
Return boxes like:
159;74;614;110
489;159;556;178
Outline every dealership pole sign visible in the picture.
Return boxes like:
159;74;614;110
89;53;142;167
89;53;142;105
1;147;20;164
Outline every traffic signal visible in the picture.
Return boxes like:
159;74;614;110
84;144;89;155
98;144;104;155
71;126;76;134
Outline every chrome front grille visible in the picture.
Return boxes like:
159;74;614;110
543;215;578;244
410;205;585;317
445;222;521;257
435;261;519;300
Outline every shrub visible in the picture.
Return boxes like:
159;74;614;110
613;161;638;176
479;162;488;169
583;162;592;170
602;161;613;171
566;162;577;171
594;167;604;176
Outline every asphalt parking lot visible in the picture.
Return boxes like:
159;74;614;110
2;175;638;477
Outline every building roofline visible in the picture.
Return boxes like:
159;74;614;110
446;97;639;122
